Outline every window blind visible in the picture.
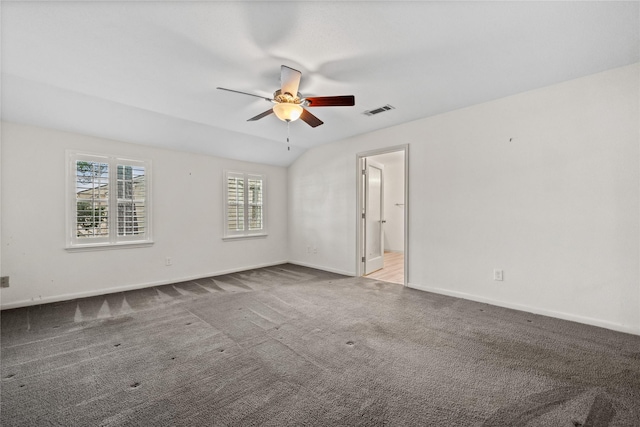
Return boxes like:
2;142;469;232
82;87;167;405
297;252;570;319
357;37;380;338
227;174;245;232
75;160;109;238
117;164;146;236
224;171;265;237
69;152;151;248
247;177;263;230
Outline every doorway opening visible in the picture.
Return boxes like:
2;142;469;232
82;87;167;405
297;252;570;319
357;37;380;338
356;146;408;286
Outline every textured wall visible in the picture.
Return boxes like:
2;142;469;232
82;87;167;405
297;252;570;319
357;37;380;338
288;64;640;334
1;122;289;308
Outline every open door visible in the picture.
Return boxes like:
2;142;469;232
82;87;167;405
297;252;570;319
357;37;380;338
357;146;408;285
364;159;385;275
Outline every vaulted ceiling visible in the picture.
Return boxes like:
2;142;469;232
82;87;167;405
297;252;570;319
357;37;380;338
2;1;638;166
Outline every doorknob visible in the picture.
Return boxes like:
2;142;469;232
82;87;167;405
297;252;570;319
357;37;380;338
381;220;387;223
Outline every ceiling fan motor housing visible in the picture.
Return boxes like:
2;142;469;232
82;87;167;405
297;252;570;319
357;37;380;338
273;89;302;105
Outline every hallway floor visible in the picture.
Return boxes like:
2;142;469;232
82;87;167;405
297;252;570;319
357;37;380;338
365;251;404;284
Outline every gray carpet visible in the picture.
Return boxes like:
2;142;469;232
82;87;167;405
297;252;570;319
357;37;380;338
1;264;639;426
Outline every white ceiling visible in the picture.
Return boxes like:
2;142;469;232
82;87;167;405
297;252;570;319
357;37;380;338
2;1;638;167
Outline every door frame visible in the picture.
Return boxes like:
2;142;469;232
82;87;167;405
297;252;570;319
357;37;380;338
356;144;409;286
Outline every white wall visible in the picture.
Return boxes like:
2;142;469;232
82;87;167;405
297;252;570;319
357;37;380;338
288;63;640;334
384;160;404;253
0;122;288;308
2;64;638;335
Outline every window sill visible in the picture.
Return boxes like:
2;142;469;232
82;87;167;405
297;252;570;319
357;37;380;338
222;234;268;241
66;241;154;252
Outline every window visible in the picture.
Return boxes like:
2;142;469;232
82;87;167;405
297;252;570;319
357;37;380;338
224;171;265;238
67;152;151;249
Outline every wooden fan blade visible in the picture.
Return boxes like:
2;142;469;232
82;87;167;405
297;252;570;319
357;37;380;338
305;95;355;107
300;109;323;128
281;65;302;97
217;87;273;102
247;109;274;121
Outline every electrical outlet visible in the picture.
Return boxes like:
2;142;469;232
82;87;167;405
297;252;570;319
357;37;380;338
1;276;9;288
165;257;173;266
493;269;504;281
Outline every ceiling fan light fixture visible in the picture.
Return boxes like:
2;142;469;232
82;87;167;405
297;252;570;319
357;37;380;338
273;102;303;122
218;65;354;128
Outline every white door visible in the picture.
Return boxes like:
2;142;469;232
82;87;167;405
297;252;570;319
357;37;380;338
365;159;385;274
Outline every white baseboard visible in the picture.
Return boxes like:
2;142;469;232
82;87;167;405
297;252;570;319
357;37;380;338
407;282;640;336
0;260;289;310
287;260;354;277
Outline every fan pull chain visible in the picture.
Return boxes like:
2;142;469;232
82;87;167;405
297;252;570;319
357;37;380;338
287;121;291;151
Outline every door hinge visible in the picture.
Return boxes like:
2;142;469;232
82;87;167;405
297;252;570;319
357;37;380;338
362;169;366;175
361;257;366;263
361;213;365;219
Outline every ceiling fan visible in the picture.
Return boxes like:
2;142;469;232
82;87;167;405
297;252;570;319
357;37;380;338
217;65;355;128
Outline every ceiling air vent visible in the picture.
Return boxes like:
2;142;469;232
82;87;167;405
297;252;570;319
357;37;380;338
363;104;395;116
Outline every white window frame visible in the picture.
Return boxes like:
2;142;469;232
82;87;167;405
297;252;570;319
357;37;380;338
223;170;266;239
66;151;152;250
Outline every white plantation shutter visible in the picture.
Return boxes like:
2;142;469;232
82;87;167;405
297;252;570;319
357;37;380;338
117;164;147;237
224;171;265;237
226;172;245;233
247;176;263;231
75;158;110;241
68;152;151;248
